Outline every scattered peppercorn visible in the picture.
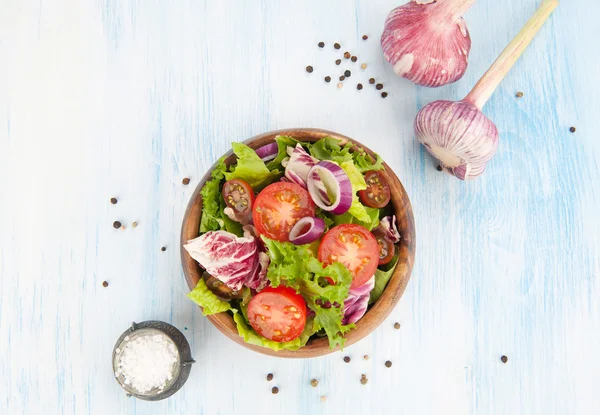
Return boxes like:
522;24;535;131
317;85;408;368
339;75;345;81
362;34;368;40
363;354;369;360
344;70;351;77
337;83;343;89
501;355;508;363
343;356;351;363
182;177;190;185
344;52;351;59
361;63;367;70
161;246;166;252
132;221;138;228
310;379;319;387
376;83;383;90
113;221;121;229
394;322;401;329
318;41;325;48
320;396;327;402
266;373;274;381
569;126;576;133
324;76;331;83
102;281;109;287
306;65;313;73
351;56;357;62
369;78;375;84
516;91;524;98
110;197;118;205
357;83;363;90
381;92;388;98
335;59;341;65
271;386;279;394
360;374;368;385
436;165;443;172
334;43;341;49
385;360;393;368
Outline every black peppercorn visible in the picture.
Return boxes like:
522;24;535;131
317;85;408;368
324;76;331;83
113;221;121;229
102;281;109;287
394;322;401;329
362;34;368;40
343;356;351;363
381;92;388;98
339;76;345;81
344;70;351;77
385;360;392;368
182;177;190;185
436;165;443;172
110;197;118;205
318;42;325;48
334;43;341;49
271;386;279;394
351;56;357;62
306;65;313;73
369;78;375;84
357;83;363;90
344;52;351;59
161;246;166;252
376;83;383;90
266;373;274;381
335;59;341;65
501;355;508;363
569;126;576;133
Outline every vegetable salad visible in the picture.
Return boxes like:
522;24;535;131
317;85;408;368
185;136;401;351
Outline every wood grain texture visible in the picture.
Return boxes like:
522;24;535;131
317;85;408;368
180;128;415;358
1;0;599;414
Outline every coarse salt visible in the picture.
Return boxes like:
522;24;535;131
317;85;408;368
115;332;178;393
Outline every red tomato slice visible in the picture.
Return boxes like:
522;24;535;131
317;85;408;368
252;182;315;242
358;170;391;208
223;179;255;216
247;286;307;342
318;224;379;288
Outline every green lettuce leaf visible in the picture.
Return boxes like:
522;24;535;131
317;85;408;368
352;148;384;173
187;278;233;315
233;312;316;351
331;206;380;231
262;237;354;349
339;160;379;229
266;135;301;171
315;208;335;231
309;137;353;163
369;257;399;305
200;157;228;233
224;142;280;189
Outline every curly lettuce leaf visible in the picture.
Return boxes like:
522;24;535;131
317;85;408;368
309;137;353;163
187;278;233;315
233;312;316;351
352;148;384;173
369;257;399;305
315;208;335;231
266;135;301;171
339;160;379;229
262;237;354;349
224;142;281;189
200;157;227;233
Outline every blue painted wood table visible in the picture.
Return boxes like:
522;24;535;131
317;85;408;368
1;0;598;414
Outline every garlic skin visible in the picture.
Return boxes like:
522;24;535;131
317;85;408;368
381;0;474;87
414;100;498;180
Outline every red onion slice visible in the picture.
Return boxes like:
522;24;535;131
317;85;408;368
288;217;325;245
255;142;278;162
306;161;352;215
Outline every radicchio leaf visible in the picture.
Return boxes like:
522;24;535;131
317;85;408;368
342;275;375;325
284;144;318;187
374;215;401;243
184;229;268;291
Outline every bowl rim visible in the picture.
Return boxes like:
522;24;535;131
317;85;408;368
180;128;416;358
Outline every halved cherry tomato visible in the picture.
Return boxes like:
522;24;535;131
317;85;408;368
318;224;379;288
247;286;307;342
223;179;255;216
252;182;315;242
358;170;391;208
373;230;396;266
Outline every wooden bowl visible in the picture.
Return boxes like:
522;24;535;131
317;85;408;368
180;128;415;358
